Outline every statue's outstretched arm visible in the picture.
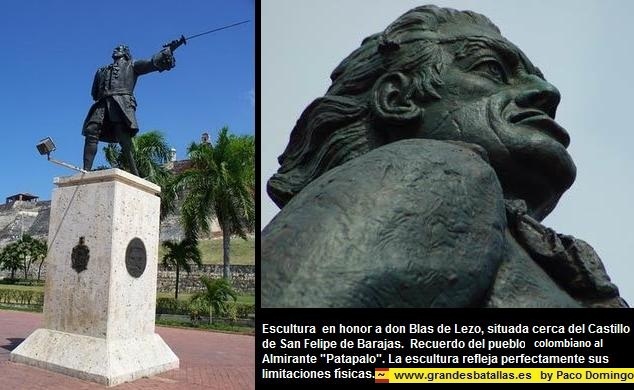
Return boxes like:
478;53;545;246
133;48;176;75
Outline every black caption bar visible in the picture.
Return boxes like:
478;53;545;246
255;309;634;386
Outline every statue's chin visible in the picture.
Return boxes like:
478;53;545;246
496;147;576;222
528;192;564;222
536;150;576;220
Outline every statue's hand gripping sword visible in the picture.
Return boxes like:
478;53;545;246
163;20;250;51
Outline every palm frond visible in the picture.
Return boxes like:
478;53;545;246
175;127;254;279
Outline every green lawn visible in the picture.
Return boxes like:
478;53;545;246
0;284;43;292
158;237;254;265
0;307;254;335
236;294;255;305
155;318;255;335
0;304;42;313
157;291;254;305
157;291;193;301
1;285;255;305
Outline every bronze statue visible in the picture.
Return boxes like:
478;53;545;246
262;5;627;308
82;43;177;176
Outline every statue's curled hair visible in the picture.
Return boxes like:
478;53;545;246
268;5;500;208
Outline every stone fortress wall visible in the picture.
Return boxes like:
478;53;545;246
0;200;255;293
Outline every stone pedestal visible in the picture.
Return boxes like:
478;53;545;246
10;169;179;386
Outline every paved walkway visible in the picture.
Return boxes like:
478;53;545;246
0;310;254;389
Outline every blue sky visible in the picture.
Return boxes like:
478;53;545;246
0;0;254;201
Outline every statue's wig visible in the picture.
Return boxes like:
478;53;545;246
113;44;132;61
268;5;500;208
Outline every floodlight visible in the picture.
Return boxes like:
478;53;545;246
36;137;56;156
36;136;86;173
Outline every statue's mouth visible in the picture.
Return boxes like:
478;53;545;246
510;110;570;148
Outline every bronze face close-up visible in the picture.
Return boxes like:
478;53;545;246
262;4;627;309
427;36;575;221
370;23;576;221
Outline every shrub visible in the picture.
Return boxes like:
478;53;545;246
226;302;255;319
156;297;191;315
223;303;238;322
188;299;206;325
34;291;44;305
156;297;178;314
0;288;44;306
17;290;32;304
6;290;18;304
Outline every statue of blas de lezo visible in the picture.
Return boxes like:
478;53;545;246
82;38;184;176
261;5;628;308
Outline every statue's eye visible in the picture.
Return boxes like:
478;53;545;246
471;60;507;83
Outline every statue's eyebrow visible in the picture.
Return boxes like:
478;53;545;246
454;38;518;67
454;37;545;79
516;49;545;79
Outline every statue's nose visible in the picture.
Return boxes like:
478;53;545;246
514;76;561;119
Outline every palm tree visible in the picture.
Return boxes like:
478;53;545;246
32;238;48;281
177;127;255;280
161;238;202;300
103;130;177;218
190;275;237;324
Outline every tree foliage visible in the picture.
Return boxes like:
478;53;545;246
190;276;237;324
161;238;202;300
0;235;47;280
103;130;177;218
0;242;23;280
177;127;255;279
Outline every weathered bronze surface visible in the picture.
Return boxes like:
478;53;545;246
261;5;627;308
125;237;146;278
81;43;177;176
71;237;89;273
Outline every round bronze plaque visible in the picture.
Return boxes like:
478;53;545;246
125;237;146;278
